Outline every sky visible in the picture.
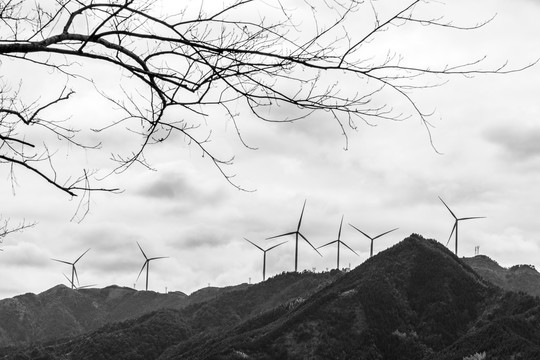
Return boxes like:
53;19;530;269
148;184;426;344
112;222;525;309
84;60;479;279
1;0;540;299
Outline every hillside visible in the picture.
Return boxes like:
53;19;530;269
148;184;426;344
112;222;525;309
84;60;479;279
3;234;540;360
162;233;503;359
161;234;540;359
0;271;340;358
0;282;252;347
464;255;540;296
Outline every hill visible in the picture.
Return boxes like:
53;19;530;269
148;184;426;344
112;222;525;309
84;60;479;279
4;234;540;360
464;255;540;296
0;271;340;358
162;233;502;359
0;282;252;347
161;235;540;360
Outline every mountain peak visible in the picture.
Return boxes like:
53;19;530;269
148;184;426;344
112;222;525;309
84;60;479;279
351;233;483;285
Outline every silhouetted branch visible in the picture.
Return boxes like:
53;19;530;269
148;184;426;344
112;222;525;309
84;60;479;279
0;217;36;248
0;0;535;216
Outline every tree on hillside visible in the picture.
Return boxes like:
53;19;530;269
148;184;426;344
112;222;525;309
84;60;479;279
0;0;533;217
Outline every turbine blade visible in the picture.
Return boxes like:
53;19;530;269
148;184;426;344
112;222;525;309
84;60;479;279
349;224;373;240
459;216;486;221
316;240;338;249
445;222;457;247
266;231;295;240
244;238;264;252
62;273;75;287
372;228;399;240
299;232;322;257
439;196;457;219
148;256;168;261
78;284;97;289
136;261;147;282
266;240;288;252
74;248;91;264
337;215;344;241
136;242;148;260
340;241;360;257
51;259;72;265
297;199;307;231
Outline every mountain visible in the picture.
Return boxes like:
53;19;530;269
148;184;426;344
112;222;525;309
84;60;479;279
0;282;253;347
464;255;540;296
0;270;340;358
3;234;540;360
160;235;540;360
162;233;502;359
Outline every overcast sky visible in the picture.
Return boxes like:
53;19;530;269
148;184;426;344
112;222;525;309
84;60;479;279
1;0;540;299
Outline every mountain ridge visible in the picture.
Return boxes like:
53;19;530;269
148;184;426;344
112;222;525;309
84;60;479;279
463;255;540;296
3;234;540;359
0;270;340;349
159;234;540;359
0;282;238;347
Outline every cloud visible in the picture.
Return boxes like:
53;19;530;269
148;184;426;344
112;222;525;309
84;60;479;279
134;166;229;214
177;227;232;250
1;241;50;268
137;172;193;199
484;126;540;162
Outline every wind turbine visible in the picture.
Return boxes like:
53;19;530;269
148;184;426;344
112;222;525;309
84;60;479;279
439;196;485;256
51;248;90;289
349;224;398;258
136;242;168;291
317;215;359;270
244;238;287;281
267;200;322;272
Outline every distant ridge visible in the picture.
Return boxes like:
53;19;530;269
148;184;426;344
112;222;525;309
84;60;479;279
464;254;540;296
0;271;339;350
0;282;261;347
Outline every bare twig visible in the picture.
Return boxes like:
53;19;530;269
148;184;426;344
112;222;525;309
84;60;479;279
0;0;535;219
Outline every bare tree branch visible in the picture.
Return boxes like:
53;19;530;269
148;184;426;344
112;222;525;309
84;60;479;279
0;0;536;219
0;217;36;249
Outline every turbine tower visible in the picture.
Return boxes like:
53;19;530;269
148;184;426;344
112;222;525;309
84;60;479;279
438;196;485;256
349;224;398;258
244;238;287;281
136;242;168;291
51;248;90;289
267;200;321;272
317;215;359;270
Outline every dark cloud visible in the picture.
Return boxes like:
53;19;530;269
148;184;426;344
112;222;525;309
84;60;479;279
135;170;228;213
137;173;191;199
484;126;540;162
177;228;231;250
